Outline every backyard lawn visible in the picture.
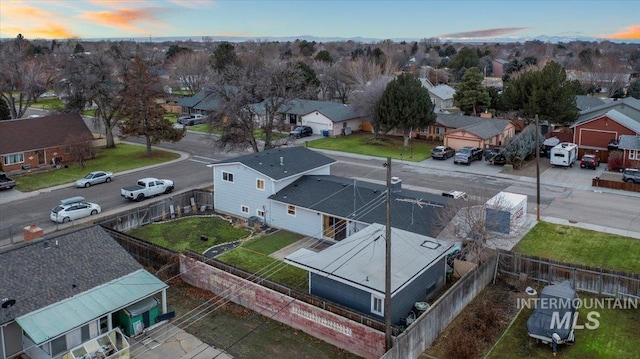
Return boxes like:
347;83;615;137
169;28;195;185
514;221;640;273
216;230;309;291
12;143;180;191
486;292;640;358
126;216;251;253
306;132;436;161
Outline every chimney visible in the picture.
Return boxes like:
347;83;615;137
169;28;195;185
391;177;402;193
23;225;44;241
280;157;284;166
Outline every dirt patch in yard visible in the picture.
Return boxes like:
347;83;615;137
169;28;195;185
421;276;534;359
165;278;363;359
503;158;551;178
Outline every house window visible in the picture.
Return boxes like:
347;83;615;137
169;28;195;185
435;127;445;135
3;152;24;165
257;209;265;217
256;179;265;190
630;150;637;160
222;171;234;183
371;295;384;316
287;205;296;216
289;114;297;124
241;205;249;214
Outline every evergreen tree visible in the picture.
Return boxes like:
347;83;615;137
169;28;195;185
212;42;240;72
629;79;640;100
374;73;436;136
314;50;333;64
453;67;490;116
0;98;10;121
502;61;579;124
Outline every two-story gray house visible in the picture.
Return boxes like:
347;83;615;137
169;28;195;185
284;223;454;324
208;147;336;222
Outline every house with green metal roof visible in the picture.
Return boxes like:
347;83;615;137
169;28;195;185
0;225;168;359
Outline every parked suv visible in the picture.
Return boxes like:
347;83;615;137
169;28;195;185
178;114;207;126
289;126;313;138
431;146;455;160
622;168;640;183
580;154;600;170
453;147;483;165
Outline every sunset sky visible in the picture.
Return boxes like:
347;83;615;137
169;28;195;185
1;0;639;42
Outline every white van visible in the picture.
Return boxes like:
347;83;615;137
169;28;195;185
550;142;578;167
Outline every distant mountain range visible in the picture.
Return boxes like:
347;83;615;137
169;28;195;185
74;34;639;44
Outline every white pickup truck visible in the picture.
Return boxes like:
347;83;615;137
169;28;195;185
121;177;174;201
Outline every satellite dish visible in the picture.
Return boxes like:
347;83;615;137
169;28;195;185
1;299;16;308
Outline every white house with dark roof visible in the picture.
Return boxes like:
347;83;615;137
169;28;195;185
268;175;449;241
0;225;167;359
250;99;365;136
208;147;336;222
284;223;453;324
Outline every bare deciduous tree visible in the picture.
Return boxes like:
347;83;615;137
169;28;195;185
0;35;53;118
169;51;212;95
64;133;95;168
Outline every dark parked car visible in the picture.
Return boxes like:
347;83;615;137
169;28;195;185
580;154;600;170
485;149;507;165
431;146;455;160
289;126;313;138
453;147;483;165
622;168;640;183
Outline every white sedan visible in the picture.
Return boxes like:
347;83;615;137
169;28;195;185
50;196;101;223
75;171;114;188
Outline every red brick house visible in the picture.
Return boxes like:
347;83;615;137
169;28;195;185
570;97;640;162
0;113;93;172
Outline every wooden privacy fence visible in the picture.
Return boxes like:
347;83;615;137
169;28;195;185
496;249;640;299
592;177;640;193
381;255;498;359
98;189;214;231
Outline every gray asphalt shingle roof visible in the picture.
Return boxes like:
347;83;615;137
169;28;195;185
575;95;609;111
618;135;640;150
269;175;450;237
436;114;511;139
573;97;640;128
0;225;143;325
212;147;336;180
428;84;455;100
251;99;364;122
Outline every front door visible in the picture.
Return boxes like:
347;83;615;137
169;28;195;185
37;150;45;165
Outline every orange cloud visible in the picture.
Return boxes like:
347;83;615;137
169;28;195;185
605;25;640;40
79;8;157;32
0;2;77;39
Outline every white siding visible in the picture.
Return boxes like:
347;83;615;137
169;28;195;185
269;202;322;236
211;164;331;224
213;164;274;219
301;112;333;136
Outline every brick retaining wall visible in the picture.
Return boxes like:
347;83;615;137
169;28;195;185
180;255;386;359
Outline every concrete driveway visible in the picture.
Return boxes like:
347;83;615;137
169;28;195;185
130;323;232;359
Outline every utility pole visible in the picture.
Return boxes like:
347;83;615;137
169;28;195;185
384;157;393;350
535;114;541;221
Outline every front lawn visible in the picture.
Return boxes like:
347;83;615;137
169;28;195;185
486;293;640;358
126;216;251;253
306;132;436;161
13;143;180;191
514;221;640;273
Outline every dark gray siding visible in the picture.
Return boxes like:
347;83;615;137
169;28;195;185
310;274;373;316
391;256;447;323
